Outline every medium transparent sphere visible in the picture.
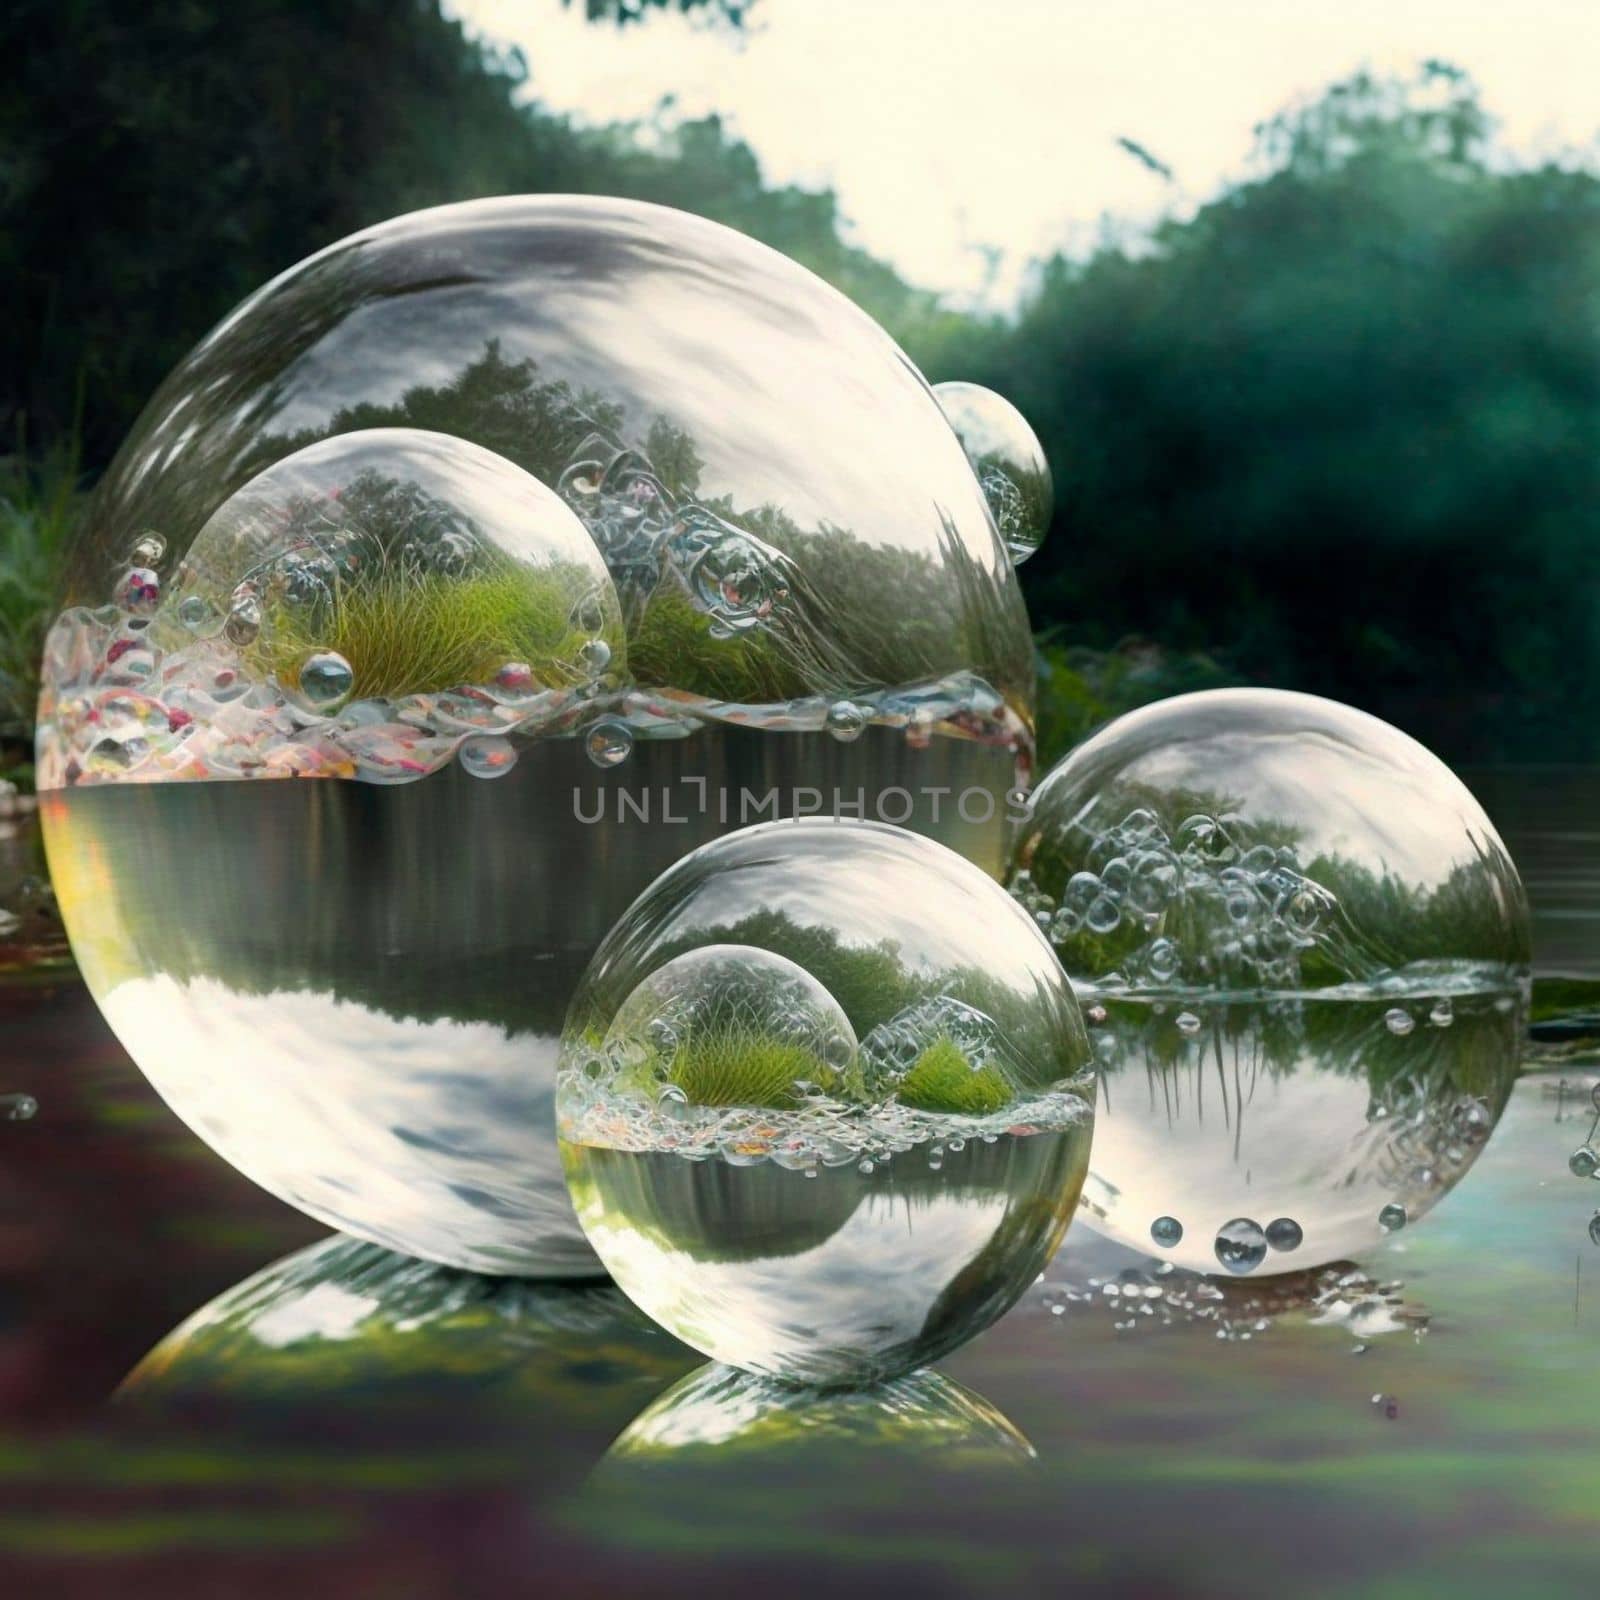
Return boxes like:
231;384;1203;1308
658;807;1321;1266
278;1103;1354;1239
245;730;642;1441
39;199;1043;1275
559;819;1095;1388
934;380;1053;565
1009;687;1530;1272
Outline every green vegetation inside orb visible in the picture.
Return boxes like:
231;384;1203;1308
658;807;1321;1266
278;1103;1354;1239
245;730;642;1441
627;584;808;706
258;558;609;703
653;1022;853;1110
896;1033;1015;1116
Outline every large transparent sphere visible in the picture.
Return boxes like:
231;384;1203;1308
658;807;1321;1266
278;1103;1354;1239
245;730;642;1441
558;820;1095;1388
40;198;1039;1276
1009;688;1530;1272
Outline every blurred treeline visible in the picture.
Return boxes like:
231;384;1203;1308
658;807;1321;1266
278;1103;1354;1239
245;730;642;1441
3;2;1599;765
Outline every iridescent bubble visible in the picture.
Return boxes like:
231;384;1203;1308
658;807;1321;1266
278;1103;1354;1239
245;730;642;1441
825;701;867;743
1214;1217;1269;1275
1151;1215;1184;1248
585;718;634;769
115;567;161;614
1378;1203;1408;1233
295;650;355;712
458;735;518;781
933;380;1053;566
1265;1217;1303;1252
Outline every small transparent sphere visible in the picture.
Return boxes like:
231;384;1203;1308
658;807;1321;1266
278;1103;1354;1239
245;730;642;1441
559;820;1095;1387
1016;689;1529;1274
933;380;1053;566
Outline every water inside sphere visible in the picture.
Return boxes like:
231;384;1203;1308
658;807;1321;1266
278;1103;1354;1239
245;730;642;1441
558;820;1095;1387
933;380;1053;566
1013;689;1528;1273
41;199;1039;1275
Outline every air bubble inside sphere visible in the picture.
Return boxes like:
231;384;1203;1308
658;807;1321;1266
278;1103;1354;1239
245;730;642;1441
558;821;1096;1388
933;381;1052;566
40;198;1042;1275
1013;689;1528;1272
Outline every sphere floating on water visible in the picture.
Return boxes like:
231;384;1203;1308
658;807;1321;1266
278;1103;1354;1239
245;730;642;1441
40;199;1043;1275
558;819;1095;1388
1011;688;1529;1273
933;380;1053;566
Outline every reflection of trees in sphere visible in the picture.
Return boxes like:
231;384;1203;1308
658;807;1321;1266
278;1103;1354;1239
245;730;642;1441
1011;688;1528;1275
559;820;1095;1386
38;199;1046;1275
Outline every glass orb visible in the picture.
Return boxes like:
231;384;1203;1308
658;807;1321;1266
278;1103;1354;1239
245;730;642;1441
1011;687;1529;1273
40;199;1041;1276
933;380;1053;565
559;819;1095;1388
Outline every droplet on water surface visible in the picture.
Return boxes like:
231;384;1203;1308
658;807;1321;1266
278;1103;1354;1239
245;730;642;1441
1214;1217;1268;1275
1150;1216;1184;1248
1378;1203;1408;1234
1570;1146;1600;1179
1384;1008;1415;1037
1265;1217;1303;1252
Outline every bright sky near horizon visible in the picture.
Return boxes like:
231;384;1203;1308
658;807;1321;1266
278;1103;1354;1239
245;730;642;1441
449;0;1600;305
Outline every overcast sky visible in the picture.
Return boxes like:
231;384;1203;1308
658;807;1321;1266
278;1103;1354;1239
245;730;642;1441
450;0;1600;305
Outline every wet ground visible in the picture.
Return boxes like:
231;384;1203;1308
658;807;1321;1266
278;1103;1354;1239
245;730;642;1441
3;775;1600;1595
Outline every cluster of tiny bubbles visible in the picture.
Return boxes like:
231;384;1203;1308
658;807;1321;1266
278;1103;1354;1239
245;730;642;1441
2;1093;38;1122
931;380;1053;567
858;993;1021;1101
825;700;867;743
1010;804;1363;990
293;650;355;713
1037;1260;1429;1348
1378;1203;1409;1233
585;718;634;769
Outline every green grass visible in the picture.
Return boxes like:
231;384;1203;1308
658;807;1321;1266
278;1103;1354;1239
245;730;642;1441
258;558;616;703
0;447;82;767
660;1022;843;1110
896;1033;1015;1116
628;583;809;705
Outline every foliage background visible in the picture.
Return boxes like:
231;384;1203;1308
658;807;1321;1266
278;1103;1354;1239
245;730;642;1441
4;3;1599;768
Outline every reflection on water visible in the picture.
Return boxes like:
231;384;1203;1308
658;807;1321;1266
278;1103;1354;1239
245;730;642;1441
44;725;1013;1276
1078;989;1522;1274
604;1361;1034;1468
1037;1256;1430;1351
122;1233;697;1412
